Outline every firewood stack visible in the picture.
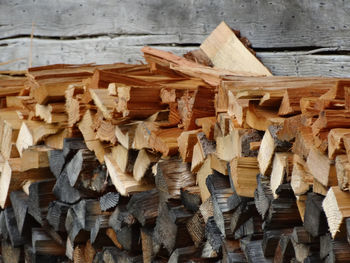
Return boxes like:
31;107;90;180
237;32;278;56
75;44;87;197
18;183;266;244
1;21;350;263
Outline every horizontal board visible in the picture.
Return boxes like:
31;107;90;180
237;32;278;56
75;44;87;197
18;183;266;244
1;37;350;77
1;0;350;49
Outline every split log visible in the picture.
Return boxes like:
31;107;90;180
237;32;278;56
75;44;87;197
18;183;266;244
133;149;159;182
257;125;292;176
111;145;138;174
303;193;328;237
229;157;259;198
104;154;153;196
28;179;56;225
126;189;159;226
149;127;182;157
200;21;271;76
290;154;313;196
32;228;65;256
307;147;337;187
16;121;61;156
78;110;106;163
335;155;350;191
155;158;196;200
323;186;350;239
0;158;54;208
270;153;293;199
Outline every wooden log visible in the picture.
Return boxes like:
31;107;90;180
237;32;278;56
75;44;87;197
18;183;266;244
133;149;159;182
230;200;257;234
197;157;214;202
229;157;259;198
177;129;200;162
53;167;83;204
292;126;314;159
303;193;328;237
335;155;350;191
186;210;206;248
149;127;182;157
102;247;143;263
307;147;337;187
234;215;263;240
155;158;196;200
246;102;285;131
290;154;313;196
200;21;271;76
257;125;292;176
66;148;100;189
278;87;329;116
273;234;295;263
89;89;119;120
182;86;216;131
111;145;138;174
140;227;154;263
48;149;66;178
328;128;350;160
28;179;56;225
3;207;25;247
96;120;116;144
16;120;61;156
261;229;292;257
46;201;70;232
242;240;272;263
205;216;224;254
35;103;67;124
9;191;37;237
32;228;65;256
0;116;22;160
104;154;153;196
320;232;350;262
191;132;216;173
168;246;200;263
78;110;106;163
323;186;350;239
114;122;139;149
254;174;273;220
117;85;165;119
195;117;216;140
99;192;120;212
265;195;302;230
1;239;22;263
180;186;201;213
127;189;159;226
312;110;350;138
0;158;54;208
270;153;293;199
277;114;303;142
206;172;236;239
153;203;193;255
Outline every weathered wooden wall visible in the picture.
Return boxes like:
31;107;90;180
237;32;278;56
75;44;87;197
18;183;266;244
1;0;350;76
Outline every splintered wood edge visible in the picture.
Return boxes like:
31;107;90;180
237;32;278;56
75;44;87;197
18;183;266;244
104;154;128;196
0;161;11;208
257;129;274;176
16;122;34;156
323;187;343;238
104;154;151;196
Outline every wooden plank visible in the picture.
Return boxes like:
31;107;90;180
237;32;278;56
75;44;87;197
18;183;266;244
1;38;350;78
1;0;350;49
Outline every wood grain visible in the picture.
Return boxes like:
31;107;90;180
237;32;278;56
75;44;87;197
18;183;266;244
1;0;350;49
0;37;350;77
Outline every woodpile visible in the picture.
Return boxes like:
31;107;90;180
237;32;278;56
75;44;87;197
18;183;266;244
0;21;350;263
